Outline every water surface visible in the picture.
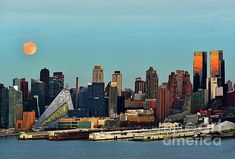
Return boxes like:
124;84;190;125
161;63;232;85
0;138;235;159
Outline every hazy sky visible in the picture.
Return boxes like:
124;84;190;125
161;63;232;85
1;0;235;89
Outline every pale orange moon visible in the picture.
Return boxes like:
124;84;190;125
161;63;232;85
23;42;37;55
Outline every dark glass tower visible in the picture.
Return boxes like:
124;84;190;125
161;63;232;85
31;79;45;117
78;86;89;110
40;68;50;106
0;84;9;128
20;78;29;111
49;72;64;103
221;59;225;86
88;83;107;117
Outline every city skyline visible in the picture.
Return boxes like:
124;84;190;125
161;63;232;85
0;50;233;90
1;0;235;88
1;48;231;128
1;1;235;159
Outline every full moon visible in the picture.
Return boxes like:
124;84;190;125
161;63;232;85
23;42;37;55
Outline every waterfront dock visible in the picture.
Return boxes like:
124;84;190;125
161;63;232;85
89;129;154;141
18;121;235;141
89;125;218;141
89;127;197;141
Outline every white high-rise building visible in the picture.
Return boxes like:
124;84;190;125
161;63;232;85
208;77;223;100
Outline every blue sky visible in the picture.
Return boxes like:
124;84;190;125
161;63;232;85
0;0;235;89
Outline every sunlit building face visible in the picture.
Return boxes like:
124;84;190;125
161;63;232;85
193;51;207;91
92;65;104;83
210;50;223;78
194;52;204;75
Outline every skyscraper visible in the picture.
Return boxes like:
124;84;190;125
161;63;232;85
70;77;79;110
209;50;226;105
75;77;79;109
175;70;192;99
20;78;29;102
40;68;50;106
92;65;104;83
8;86;23;128
167;70;192;112
193;51;207;92
112;71;122;96
168;72;178;111
146;67;159;99
210;50;225;83
13;78;22;89
0;84;9;128
157;85;171;122
221;59;225;86
135;77;145;93
49;72;64;103
53;72;64;88
88;83;107;117
226;80;233;92
70;88;77;109
13;78;29;111
182;71;193;99
176;70;185;98
191;89;209;114
78;86;89;110
117;95;125;115
208;77;223;100
31;79;45;117
108;82;118;117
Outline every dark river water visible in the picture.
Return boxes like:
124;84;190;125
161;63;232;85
0;138;235;159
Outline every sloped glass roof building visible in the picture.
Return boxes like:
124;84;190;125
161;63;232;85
34;88;74;128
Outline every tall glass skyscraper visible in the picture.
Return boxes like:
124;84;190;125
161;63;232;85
0;84;9;128
208;50;225;103
193;51;207;92
210;50;225;84
40;68;50;106
20;78;29;103
78;86;89;110
88;83;107;117
49;72;64;103
31;79;45;117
